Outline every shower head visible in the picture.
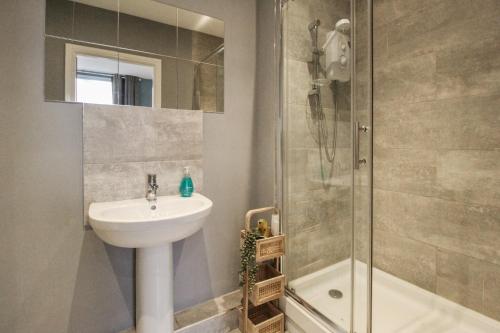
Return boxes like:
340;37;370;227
308;19;321;31
335;18;351;33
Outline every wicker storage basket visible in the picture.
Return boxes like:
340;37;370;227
239;303;284;333
241;206;285;333
240;231;285;262
249;264;285;306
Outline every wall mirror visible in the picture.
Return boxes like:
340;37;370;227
45;0;225;113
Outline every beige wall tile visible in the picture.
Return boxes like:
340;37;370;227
374;95;500;151
374;147;440;195
374;189;500;265
374;53;437;104
437;250;500;322
437;150;500;208
483;264;500;321
436;250;484;314
373;230;437;292
287;59;310;106
374;148;500;208
383;3;500;64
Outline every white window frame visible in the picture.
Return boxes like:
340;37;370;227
65;43;162;108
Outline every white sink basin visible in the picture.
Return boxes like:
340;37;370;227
88;193;213;333
89;193;213;248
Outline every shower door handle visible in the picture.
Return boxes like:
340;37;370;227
354;122;368;169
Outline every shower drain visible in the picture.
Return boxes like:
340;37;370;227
328;289;343;299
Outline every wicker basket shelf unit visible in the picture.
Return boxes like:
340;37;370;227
240;230;285;263
250;264;285;306
240;206;285;333
239;302;285;333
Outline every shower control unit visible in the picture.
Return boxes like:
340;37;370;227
322;18;351;82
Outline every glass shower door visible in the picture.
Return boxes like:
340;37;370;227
280;0;373;332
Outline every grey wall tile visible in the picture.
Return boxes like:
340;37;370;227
174;290;240;330
150;108;203;161
175;309;238;333
374;95;500;151
85;162;146;204
374;53;437;104
286;23;313;62
84;104;151;164
287;59;310;106
373;0;500;323
374;147;500;209
483;264;500;322
84;104;203;164
436;250;500;322
385;6;500;64
374;189;500;266
435;37;500;100
373;230;437;292
436;250;484;314
437;150;500;208
374;147;440;196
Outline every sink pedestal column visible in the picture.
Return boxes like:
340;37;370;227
136;243;173;333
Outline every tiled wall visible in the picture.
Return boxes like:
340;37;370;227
284;0;352;281
83;104;203;224
372;0;500;321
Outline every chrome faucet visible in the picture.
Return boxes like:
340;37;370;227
146;174;159;208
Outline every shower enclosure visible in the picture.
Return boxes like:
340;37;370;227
276;0;500;332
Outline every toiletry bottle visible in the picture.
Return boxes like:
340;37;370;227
271;213;280;236
179;167;194;197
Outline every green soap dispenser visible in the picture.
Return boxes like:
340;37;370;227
179;166;194;197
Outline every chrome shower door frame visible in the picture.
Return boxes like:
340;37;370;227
275;0;374;332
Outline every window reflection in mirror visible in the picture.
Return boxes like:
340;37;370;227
65;44;161;107
44;0;224;112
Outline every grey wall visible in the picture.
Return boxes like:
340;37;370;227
160;0;257;311
251;0;277;209
0;0;258;332
372;0;500;321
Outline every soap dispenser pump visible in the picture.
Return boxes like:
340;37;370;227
179;167;194;197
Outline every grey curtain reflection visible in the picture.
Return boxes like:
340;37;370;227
112;75;152;107
112;74;138;106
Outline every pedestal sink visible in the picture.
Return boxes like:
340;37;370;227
89;193;213;333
